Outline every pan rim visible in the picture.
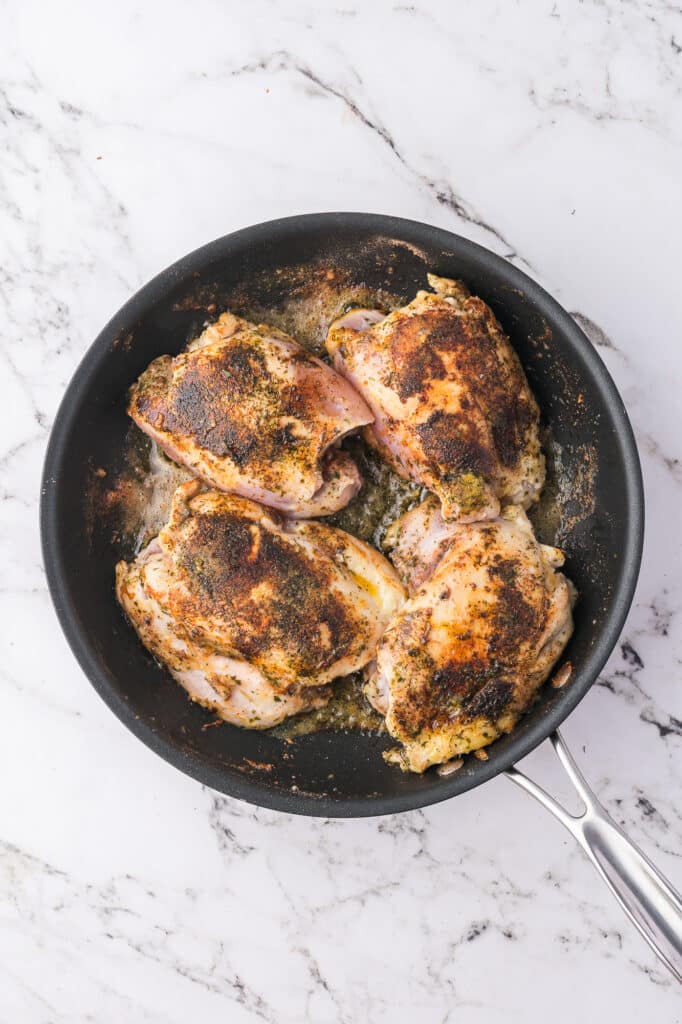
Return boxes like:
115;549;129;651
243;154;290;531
40;212;645;818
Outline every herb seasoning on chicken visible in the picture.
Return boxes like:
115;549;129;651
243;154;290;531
367;498;575;771
116;481;405;728
129;312;373;517
114;268;575;766
325;274;545;522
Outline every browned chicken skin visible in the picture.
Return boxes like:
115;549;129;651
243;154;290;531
118;278;571;754
129;312;374;517
326;275;545;522
367;498;575;772
116;481;406;727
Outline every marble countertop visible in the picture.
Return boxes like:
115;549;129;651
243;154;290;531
3;0;682;1020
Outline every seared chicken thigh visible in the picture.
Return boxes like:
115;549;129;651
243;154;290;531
366;499;574;771
129;312;373;517
116;540;327;728
116;481;405;727
326;275;544;522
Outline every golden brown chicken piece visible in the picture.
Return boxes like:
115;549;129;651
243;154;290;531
325;275;544;522
116;481;405;728
129;312;374;517
116;544;327;728
366;498;575;771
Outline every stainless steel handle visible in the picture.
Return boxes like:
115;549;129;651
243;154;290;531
506;730;682;983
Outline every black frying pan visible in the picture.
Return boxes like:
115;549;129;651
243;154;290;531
40;214;682;977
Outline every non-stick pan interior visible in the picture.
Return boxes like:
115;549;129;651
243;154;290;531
41;214;643;816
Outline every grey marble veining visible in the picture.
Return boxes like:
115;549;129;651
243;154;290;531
1;0;681;1020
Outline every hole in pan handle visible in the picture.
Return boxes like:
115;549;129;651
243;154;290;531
506;730;682;984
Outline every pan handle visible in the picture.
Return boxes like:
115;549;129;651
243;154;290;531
505;730;682;983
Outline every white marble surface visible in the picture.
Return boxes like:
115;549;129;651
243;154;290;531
2;0;681;1019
